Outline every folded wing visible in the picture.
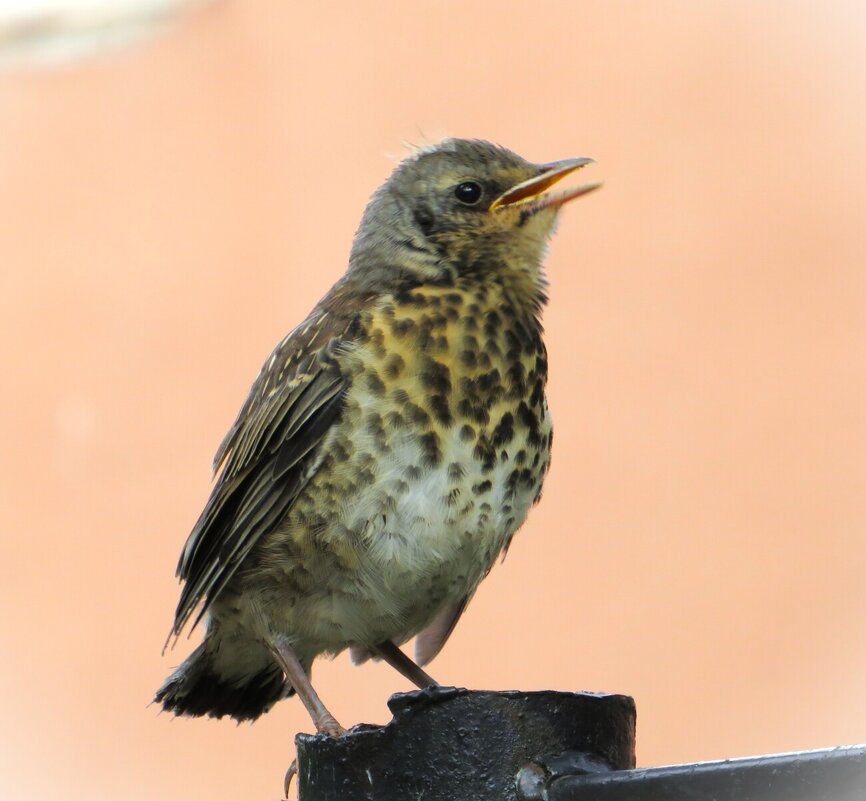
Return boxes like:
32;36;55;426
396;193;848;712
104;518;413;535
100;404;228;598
170;289;364;639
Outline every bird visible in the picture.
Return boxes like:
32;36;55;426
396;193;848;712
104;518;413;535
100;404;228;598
155;138;600;736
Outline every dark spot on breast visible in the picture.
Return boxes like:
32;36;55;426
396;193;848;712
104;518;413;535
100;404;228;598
459;375;478;396
476;368;501;393
366;412;385;437
460;349;477;368
448;462;466;480
404;402;431;427
419;431;441;467
506;468;520;493
533;351;548;373
365;370;385;396
504;328;521;357
484;310;501;338
398;291;429;308
384;410;405;429
428;394;452;426
392;387;410;405
418;320;434;350
472;480;492;495
517;401;539;433
459;424;476;442
492;412;514;448
420;359;451;395
332;442;349;462
406;464;422;480
507;363;527;397
392;318;417;338
530;377;545;408
473;438;497;472
428;312;447;329
457;398;489;426
384;353;405;379
484;340;502;359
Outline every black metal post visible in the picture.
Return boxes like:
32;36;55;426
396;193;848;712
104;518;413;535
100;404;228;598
547;744;866;801
295;686;636;801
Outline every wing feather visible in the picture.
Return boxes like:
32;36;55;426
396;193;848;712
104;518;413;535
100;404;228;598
169;285;367;639
414;597;471;666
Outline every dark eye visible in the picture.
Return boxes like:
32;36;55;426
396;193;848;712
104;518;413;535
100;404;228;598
454;181;483;206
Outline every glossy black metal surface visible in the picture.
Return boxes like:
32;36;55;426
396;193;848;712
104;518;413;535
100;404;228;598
295;686;636;800
549;744;866;801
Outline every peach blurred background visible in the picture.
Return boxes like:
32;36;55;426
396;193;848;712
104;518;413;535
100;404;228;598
1;1;865;799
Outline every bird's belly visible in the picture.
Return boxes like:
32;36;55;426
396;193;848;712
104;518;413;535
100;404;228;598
310;416;548;647
353;433;523;583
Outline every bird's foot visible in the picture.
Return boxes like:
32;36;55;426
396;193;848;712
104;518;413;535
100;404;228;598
315;712;346;737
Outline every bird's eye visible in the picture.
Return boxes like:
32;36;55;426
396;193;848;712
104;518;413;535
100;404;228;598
454;181;483;206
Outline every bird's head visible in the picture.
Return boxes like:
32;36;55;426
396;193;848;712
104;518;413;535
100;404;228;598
347;138;599;296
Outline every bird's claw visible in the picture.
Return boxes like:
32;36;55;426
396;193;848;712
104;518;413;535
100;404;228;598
283;758;297;798
283;724;344;797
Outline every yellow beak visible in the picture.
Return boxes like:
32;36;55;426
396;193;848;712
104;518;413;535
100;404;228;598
490;157;601;211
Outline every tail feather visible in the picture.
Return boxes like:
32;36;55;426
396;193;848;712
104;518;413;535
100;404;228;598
155;641;290;722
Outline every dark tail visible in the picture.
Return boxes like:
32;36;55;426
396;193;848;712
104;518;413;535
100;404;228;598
155;637;290;722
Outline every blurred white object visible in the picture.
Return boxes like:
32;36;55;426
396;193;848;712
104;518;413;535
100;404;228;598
0;0;217;66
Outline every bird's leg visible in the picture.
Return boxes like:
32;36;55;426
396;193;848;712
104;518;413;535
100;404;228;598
372;640;439;690
269;640;345;736
270;641;343;798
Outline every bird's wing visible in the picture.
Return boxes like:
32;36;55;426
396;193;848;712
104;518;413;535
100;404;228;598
414;596;471;666
170;286;366;639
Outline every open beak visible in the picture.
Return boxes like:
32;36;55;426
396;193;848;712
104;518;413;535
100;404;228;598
490;157;601;212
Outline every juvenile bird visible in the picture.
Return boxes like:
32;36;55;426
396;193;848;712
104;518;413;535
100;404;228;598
156;138;599;735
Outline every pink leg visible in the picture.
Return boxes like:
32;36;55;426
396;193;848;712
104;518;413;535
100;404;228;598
269;640;345;736
372;640;439;689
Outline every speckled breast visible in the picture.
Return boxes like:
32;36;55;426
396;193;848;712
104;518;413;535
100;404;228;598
285;279;552;645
